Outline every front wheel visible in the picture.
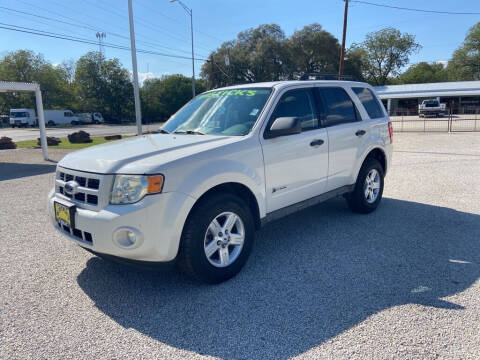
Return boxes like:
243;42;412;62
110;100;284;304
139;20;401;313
177;193;255;284
346;157;384;214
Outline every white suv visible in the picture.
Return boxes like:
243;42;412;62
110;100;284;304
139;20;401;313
48;79;393;283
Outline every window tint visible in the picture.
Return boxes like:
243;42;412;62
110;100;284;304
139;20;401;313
352;87;385;119
320;87;358;127
271;89;318;131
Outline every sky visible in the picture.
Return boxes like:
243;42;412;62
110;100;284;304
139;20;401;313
0;0;479;82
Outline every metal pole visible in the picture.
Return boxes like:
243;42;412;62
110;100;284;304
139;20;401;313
128;0;143;136
35;86;48;161
190;9;195;98
339;0;349;75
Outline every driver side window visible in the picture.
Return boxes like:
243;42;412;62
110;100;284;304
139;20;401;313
271;88;318;131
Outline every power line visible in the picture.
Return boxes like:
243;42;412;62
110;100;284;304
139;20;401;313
0;22;209;62
1;4;209;58
350;1;480;15
135;0;224;43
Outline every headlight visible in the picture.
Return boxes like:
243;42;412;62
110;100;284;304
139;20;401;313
110;174;164;204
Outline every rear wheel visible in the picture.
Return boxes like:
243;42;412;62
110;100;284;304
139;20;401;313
346;157;384;214
47;121;55;126
177;193;255;284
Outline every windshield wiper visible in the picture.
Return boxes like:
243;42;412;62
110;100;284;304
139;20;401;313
158;128;170;134
173;130;205;135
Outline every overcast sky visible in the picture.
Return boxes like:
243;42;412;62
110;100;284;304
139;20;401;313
0;0;479;80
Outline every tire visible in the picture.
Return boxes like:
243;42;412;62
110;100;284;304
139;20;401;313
177;193;255;284
346;157;384;214
48;121;55;126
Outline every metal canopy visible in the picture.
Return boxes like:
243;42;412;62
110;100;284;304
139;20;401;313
374;81;480;100
0;81;48;160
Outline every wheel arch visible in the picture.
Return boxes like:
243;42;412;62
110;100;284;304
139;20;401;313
354;147;387;183
186;182;262;231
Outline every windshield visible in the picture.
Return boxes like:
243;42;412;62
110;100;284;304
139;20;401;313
163;88;272;136
10;112;28;118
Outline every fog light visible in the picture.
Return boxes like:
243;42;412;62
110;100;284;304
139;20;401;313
113;227;142;249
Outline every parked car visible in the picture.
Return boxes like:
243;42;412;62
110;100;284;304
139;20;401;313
77;112;104;124
44;110;80;126
48;78;393;283
10;108;36;127
418;99;446;117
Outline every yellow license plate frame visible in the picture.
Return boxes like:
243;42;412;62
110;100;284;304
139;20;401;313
54;201;75;228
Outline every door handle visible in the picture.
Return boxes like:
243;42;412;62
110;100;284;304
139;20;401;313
355;130;366;136
310;139;324;147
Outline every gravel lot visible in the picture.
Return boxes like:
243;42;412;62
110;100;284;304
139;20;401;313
0;123;161;142
1;133;479;359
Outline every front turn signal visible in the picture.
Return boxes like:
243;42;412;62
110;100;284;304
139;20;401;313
147;175;164;194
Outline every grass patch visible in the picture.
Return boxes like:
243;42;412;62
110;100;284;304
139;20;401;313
16;135;133;150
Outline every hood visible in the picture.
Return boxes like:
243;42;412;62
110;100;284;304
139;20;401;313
58;134;241;174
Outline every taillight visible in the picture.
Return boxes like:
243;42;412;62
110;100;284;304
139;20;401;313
388;121;393;143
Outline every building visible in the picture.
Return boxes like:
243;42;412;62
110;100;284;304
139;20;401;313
374;81;480;115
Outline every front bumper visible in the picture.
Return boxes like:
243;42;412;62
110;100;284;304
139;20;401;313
48;189;196;262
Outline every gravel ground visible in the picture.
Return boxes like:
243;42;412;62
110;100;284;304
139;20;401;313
1;133;479;360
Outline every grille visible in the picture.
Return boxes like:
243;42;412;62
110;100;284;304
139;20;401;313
55;168;106;210
57;221;93;245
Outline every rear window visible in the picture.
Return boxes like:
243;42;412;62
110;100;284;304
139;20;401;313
319;87;358;127
352;87;385;119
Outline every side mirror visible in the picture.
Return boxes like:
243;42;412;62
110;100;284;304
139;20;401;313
265;117;302;139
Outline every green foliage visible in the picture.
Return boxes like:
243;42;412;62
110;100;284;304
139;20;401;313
0;50;74;114
287;24;340;75
397;62;448;84
447;22;480;81
353;27;421;85
74;52;134;122
200;23;363;88
140;74;205;122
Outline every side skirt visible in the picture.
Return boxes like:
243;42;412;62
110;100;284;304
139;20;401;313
260;184;355;227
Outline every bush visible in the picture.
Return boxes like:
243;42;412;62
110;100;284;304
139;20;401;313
37;137;61;146
0;137;16;150
104;134;122;140
68;130;92;143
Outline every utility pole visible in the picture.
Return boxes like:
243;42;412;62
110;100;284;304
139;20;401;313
170;0;195;98
339;0;349;76
128;0;142;136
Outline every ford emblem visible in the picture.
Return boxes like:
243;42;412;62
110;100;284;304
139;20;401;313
64;180;79;195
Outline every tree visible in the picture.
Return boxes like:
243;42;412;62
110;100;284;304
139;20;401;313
140;74;206;122
0;50;74;114
74;52;134;122
398;62;448;84
201;24;291;88
287;23;340;76
201;23;363;88
447;22;480;81
353;28;421;85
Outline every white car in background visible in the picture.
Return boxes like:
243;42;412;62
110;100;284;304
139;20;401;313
77;112;104;124
10;108;36;127
44;110;80;126
49;77;393;283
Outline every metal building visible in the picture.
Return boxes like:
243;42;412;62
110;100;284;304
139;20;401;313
374;81;480;116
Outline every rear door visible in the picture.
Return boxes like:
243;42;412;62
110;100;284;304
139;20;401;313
260;86;329;213
318;86;367;191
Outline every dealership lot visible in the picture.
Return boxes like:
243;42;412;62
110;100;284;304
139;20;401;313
1;133;479;359
0;123;161;142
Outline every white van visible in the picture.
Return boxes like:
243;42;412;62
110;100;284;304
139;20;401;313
10;109;36;127
77;112;104;124
44;110;80;126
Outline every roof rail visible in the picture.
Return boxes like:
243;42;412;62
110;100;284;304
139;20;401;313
299;73;356;81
